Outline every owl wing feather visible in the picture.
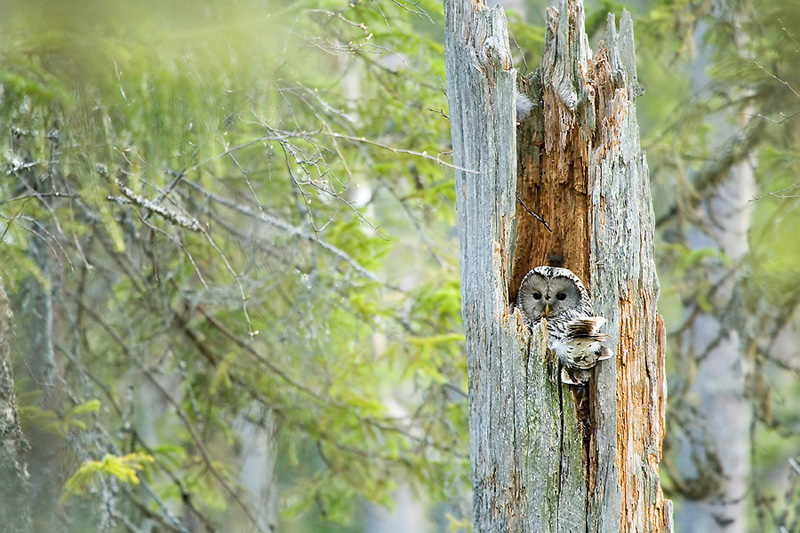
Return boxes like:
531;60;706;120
561;367;591;386
564;316;606;337
516;266;614;384
555;316;614;384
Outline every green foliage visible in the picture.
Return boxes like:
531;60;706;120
62;452;155;502
445;512;473;533
18;397;101;437
1;0;466;530
632;0;800;528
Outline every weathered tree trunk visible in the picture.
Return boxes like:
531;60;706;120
237;410;280;532
667;12;756;531
444;0;672;530
0;276;31;532
674;156;753;533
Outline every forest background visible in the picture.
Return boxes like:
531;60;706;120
1;0;799;531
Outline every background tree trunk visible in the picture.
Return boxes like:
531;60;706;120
665;10;756;530
445;0;673;530
674;154;754;533
236;410;279;533
0;276;31;532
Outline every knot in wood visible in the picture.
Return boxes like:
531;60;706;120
481;35;511;71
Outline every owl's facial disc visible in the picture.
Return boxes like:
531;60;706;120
549;291;568;315
533;290;569;316
530;290;548;315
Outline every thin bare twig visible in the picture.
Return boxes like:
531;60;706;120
109;181;202;232
751;183;800;201
183;179;399;290
515;194;553;232
754;60;800;100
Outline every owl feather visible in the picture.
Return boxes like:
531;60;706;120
516;266;613;385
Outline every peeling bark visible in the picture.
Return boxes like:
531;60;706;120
445;0;672;531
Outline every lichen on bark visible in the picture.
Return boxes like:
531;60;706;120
0;277;31;532
445;0;672;530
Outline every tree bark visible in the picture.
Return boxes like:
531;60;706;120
672;121;755;533
665;10;756;531
237;410;279;532
0;276;31;532
445;0;672;531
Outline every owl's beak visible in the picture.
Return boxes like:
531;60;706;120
544;304;550;316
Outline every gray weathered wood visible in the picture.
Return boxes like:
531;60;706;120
445;1;575;530
445;0;672;531
588;11;672;532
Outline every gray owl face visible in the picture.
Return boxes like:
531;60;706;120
516;266;590;322
516;266;611;384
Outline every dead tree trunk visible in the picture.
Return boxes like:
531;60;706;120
444;0;672;530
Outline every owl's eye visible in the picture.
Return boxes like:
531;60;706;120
532;292;542;300
556;292;567;301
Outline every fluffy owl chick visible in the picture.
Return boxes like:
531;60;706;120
516;266;613;385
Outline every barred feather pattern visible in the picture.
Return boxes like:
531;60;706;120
516;266;612;384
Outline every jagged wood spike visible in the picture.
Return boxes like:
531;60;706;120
445;0;672;530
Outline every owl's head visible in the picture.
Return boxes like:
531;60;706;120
517;266;590;321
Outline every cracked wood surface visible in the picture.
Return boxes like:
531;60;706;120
445;0;671;531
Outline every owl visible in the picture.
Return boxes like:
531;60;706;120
516;266;613;385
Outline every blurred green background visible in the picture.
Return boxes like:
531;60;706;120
1;0;799;531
